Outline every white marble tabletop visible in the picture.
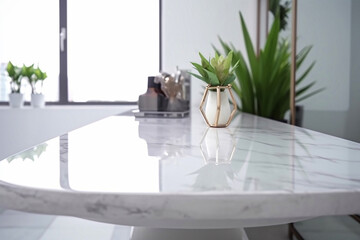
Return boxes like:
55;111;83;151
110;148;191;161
0;110;360;229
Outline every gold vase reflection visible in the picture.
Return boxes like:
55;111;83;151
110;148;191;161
191;128;238;191
200;128;236;165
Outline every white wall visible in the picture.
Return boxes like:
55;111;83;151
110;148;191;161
297;0;351;111
344;0;360;142
300;0;360;142
162;0;257;107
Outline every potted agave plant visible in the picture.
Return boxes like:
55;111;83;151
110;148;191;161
22;64;47;108
190;51;239;127
215;13;323;125
6;61;24;108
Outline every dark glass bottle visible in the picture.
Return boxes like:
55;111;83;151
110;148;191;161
138;76;165;111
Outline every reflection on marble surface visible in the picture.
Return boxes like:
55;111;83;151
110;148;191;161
0;138;61;190
137;117;190;159
0;111;360;228
6;143;48;163
1;111;360;193
200;128;236;165
189;128;238;191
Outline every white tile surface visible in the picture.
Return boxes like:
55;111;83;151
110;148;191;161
0;210;54;228
0;228;46;240
39;216;115;240
1;209;359;240
0;210;53;240
111;226;132;240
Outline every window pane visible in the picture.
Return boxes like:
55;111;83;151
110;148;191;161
0;0;59;102
68;0;159;102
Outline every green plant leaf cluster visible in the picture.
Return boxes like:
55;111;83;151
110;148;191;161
6;62;22;93
6;61;48;94
22;64;47;94
34;67;47;81
189;51;240;86
21;64;35;83
215;13;324;121
269;0;291;31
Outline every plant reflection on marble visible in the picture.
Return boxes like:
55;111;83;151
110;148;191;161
192;128;241;191
191;163;241;191
200;128;236;165
6;143;48;163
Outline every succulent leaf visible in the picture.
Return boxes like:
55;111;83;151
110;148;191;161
191;51;237;86
204;69;220;86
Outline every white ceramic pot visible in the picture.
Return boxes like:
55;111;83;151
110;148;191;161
31;94;45;108
204;90;231;126
8;93;24;108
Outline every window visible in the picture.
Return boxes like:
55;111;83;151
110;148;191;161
0;0;160;104
0;0;59;102
67;0;159;102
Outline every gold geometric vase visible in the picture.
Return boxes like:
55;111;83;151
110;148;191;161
199;84;237;128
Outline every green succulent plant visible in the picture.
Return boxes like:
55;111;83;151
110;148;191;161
6;61;22;93
189;51;240;87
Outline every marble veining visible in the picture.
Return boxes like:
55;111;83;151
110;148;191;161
0;111;359;228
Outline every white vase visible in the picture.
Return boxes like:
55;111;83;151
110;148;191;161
8;93;24;108
31;94;45;108
205;90;231;126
